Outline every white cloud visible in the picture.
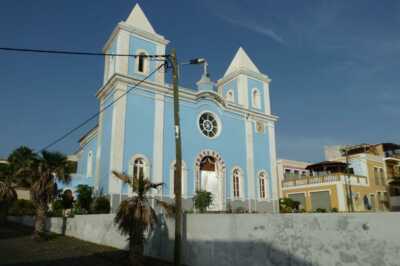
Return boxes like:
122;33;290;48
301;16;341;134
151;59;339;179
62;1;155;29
215;13;286;45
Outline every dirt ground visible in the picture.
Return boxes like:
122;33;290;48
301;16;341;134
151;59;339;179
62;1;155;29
0;222;172;266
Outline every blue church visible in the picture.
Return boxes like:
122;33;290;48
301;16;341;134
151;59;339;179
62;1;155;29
64;4;279;213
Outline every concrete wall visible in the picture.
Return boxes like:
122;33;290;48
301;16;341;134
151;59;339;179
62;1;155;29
8;213;400;266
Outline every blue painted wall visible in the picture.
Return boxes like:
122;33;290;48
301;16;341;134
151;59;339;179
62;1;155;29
252;123;272;198
162;96;249;199
221;78;237;104
121;87;156;193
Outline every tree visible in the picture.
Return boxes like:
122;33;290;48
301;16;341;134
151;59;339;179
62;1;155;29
0;181;17;224
113;171;174;266
7;146;38;186
193;190;213;213
0;146;37;224
75;185;93;212
31;150;72;239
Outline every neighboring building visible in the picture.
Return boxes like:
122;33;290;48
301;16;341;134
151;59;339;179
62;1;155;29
276;159;310;198
58;4;279;213
279;143;400;212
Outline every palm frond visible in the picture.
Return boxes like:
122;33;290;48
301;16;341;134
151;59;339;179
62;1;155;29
156;199;175;217
0;181;17;204
112;171;130;183
145;182;163;191
114;197;159;237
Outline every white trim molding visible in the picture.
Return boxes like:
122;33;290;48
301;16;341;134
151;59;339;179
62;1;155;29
245;117;255;211
109;84;128;195
152;93;164;196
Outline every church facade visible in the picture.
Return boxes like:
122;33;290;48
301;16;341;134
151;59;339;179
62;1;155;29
65;4;279;213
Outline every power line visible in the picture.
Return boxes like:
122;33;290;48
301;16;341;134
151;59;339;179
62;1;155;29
40;62;168;152
0;47;169;58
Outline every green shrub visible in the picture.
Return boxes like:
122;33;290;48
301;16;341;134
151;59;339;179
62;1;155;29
279;198;300;213
92;196;110;214
193;190;213;213
331;208;338;212
315;208;327;213
76;185;93;212
8;199;36;216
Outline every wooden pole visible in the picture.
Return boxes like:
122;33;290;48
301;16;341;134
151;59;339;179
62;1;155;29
171;49;182;266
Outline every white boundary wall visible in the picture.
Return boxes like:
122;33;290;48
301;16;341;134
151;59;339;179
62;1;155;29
8;213;400;266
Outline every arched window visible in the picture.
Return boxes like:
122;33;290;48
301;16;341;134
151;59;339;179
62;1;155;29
252;88;261;109
225;90;234;102
86;151;93;178
136;51;148;74
259;171;268;200
232;168;241;198
170;161;187;197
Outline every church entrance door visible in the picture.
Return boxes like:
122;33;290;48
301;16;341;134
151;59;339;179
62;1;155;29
199;156;220;210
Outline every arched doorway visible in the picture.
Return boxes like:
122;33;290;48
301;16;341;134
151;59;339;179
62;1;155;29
195;150;226;210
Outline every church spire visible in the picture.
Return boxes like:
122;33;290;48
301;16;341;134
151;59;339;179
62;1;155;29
223;47;260;77
125;4;156;34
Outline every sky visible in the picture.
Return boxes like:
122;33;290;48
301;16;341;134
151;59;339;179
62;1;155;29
0;0;400;162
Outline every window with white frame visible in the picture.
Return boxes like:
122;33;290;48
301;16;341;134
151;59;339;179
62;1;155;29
225;89;234;102
259;171;268;200
232;168;241;198
198;112;220;138
252;88;261;109
86;151;93;177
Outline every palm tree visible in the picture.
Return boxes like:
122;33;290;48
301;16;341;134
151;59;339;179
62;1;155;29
0;181;17;224
7;146;38;186
0;146;37;224
113;171;174;266
31;150;72;239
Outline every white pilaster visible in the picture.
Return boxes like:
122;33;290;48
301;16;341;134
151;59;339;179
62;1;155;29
108;84;128;194
267;121;279;213
238;75;249;108
336;183;347;211
263;82;271;115
156;45;166;84
245;118;255;211
116;30;130;75
152;93;164;196
94;102;104;191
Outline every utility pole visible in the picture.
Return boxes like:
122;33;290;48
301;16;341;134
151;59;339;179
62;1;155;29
171;49;182;266
344;147;354;212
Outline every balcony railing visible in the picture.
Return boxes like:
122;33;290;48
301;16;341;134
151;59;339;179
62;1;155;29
282;174;368;188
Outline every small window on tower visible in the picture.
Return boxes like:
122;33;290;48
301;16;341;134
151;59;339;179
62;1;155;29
252;88;261;109
137;52;147;73
225;90;234;102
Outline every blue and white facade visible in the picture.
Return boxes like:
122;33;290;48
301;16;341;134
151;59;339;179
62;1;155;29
69;4;279;213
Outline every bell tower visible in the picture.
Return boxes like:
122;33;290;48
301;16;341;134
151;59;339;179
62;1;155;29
217;47;271;115
102;4;169;85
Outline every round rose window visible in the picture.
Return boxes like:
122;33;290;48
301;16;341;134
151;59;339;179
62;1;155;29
199;112;219;138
